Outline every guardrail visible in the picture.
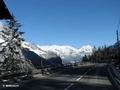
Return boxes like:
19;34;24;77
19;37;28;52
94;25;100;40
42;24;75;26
111;64;120;80
0;63;78;82
110;60;120;86
0;72;26;78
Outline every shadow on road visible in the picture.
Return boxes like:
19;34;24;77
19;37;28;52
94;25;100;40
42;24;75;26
0;63;115;90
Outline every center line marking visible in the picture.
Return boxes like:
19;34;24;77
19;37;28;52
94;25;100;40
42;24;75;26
76;76;83;81
64;83;74;90
89;69;91;71
84;71;88;75
64;64;98;90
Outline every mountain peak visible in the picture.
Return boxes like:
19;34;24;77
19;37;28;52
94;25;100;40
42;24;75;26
0;22;93;64
79;45;93;52
38;45;93;63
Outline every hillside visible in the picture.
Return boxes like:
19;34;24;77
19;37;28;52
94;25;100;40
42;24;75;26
38;45;93;64
0;22;93;67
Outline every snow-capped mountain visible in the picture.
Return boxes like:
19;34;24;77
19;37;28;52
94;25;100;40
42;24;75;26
0;22;62;68
0;22;93;66
21;42;62;67
38;45;93;64
22;41;93;64
78;45;93;56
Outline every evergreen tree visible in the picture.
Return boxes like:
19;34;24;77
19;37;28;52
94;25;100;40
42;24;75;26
89;44;115;62
0;14;34;73
82;54;88;63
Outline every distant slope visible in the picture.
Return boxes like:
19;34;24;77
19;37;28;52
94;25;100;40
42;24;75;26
0;22;93;66
21;42;63;68
0;22;62;68
38;45;93;64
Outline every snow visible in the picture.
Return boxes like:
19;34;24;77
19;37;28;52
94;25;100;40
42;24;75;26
37;45;93;64
0;22;93;64
21;41;93;64
0;22;3;29
22;41;47;56
0;38;4;43
78;45;93;52
0;23;6;45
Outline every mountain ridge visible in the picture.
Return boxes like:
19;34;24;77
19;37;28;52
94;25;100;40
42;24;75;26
0;22;93;66
37;44;93;64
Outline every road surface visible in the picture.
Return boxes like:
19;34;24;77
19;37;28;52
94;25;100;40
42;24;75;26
0;63;115;90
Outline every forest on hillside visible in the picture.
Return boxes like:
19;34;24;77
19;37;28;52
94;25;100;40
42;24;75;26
82;45;119;63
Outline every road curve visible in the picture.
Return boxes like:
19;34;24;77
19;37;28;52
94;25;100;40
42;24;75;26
67;63;114;90
0;63;115;90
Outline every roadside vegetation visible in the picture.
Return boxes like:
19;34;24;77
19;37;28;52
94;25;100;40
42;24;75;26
82;45;120;63
0;14;35;74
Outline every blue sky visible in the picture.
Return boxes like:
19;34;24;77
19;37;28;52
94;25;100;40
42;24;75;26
2;0;120;48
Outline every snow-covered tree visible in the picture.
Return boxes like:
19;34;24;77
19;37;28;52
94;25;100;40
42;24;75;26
0;14;35;73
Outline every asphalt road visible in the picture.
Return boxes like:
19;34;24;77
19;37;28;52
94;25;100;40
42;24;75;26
0;63;115;90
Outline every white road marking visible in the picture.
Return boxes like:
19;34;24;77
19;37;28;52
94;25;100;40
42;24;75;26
64;83;74;90
76;76;83;81
89;68;92;71
64;64;99;90
84;71;88;75
76;70;89;82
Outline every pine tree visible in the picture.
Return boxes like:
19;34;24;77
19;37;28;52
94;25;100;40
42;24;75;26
0;14;34;74
82;54;88;63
